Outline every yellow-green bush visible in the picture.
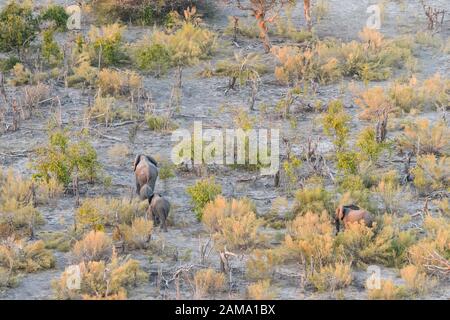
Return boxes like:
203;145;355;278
308;262;353;292
71;230;112;263
53;253;148;300
412;154;449;194
293;179;333;216
246;249;281;281
398;119;449;156
335;215;416;268
75;197;145;231
283;211;335;274
0;238;55;288
187;177;222;220
367;279;407;300
247;279;276;300
194;268;226;299
202;196;263;252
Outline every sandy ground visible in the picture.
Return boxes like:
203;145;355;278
0;0;449;299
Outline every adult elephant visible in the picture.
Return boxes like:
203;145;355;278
133;154;158;201
335;204;374;233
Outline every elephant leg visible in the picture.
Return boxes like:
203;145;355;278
160;212;168;232
136;181;141;196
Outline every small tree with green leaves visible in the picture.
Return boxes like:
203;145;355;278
41;29;63;66
187;177;222;220
0;1;39;56
40;4;69;32
322;100;350;151
33;127;101;187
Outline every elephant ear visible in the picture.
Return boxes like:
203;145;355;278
145;155;158;167
133;154;142;172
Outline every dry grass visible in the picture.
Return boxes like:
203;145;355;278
71;230;113;263
400;265;435;296
0;238;55;288
408;215;450;277
0;168;45;238
107;144;131;165
202;196;263;252
308;262;353;292
53;252;147;300
284;211;335;273
412;154;449;194
247;279;276;300
20;83;51;119
115;217;153;250
246;249;281;281
398;119;449;155
367;279;406;300
97;68;142;97
194;268;226;299
75;197;146;231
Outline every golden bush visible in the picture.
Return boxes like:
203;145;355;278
53;252;148;300
117;217;153;250
408;215;450;277
202;196;263;252
245;249;281;281
284;211;335;273
354;86;393;121
75;197;145;231
247;279;276;300
400;265;434;295
97;68;142;97
308;262;353;292
194;268;226;299
0;238;55;287
412;154;449;193
335;215;416;268
398;119;449;155
71;230;112;263
367;279;406;300
0;168;45;238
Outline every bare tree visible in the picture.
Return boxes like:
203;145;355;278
226;0;293;52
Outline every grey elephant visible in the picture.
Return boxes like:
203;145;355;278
147;194;171;232
134;154;158;200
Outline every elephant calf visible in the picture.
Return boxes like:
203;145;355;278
335;204;374;233
147;194;170;232
134;154;158;201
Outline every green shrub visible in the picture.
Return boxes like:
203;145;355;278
133;43;171;77
33;128;101;187
322;100;350;151
356;127;388;163
0;55;20;72
187;177;222;220
91;0;209;25
87;24;127;67
293;179;333;216
145;113;176;131
40;4;69;31
42;29;62;66
0;1;39;54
